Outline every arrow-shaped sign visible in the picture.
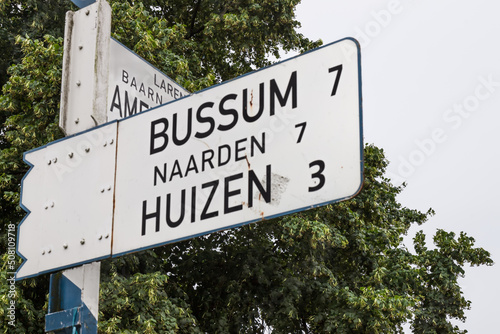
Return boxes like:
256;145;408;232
17;38;363;280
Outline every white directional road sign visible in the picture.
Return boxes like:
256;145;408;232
17;38;363;280
107;38;189;121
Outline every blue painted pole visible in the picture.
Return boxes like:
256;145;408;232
70;0;96;8
45;263;100;334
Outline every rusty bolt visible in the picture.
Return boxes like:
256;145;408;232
48;160;52;165
85;147;90;153
75;118;80;124
80;239;85;245
85;10;90;15
68;152;74;158
76;80;81;87
98;235;103;240
63;243;68;249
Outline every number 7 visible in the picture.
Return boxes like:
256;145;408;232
329;64;343;96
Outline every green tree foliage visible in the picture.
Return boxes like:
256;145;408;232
99;271;200;333
0;1;493;333
0;0;73;87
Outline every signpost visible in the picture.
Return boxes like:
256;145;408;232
17;37;363;280
40;1;112;332
16;2;363;333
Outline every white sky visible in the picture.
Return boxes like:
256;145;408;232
295;0;500;332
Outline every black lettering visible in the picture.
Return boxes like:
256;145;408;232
224;173;243;214
122;70;129;83
235;138;247;161
202;149;215;171
167;83;173;96
140;100;149;113
154;73;160;88
250;133;265;156
154;164;167;186
185;155;199;176
248;165;271;207
131;77;137;89
295;122;307;143
329;64;343;96
218;93;239;131
142;197;161;235
308;160;326;192
166;190;185;228
170;160;183;181
172;108;192;146
195;102;215;139
148;87;154;100
218;145;231;167
242;83;265;122
191;186;196;223
150;118;169;155
270;71;297;115
110;85;122;117
124;91;138;116
201;180;219;220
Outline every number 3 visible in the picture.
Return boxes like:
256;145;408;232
309;160;325;192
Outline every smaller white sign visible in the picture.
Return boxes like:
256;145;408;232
107;39;189;121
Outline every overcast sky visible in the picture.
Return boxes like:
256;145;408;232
295;0;499;332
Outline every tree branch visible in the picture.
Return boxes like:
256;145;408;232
188;0;202;39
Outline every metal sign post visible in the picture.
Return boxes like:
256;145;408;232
45;263;101;333
70;0;96;8
45;1;111;332
16;3;363;334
